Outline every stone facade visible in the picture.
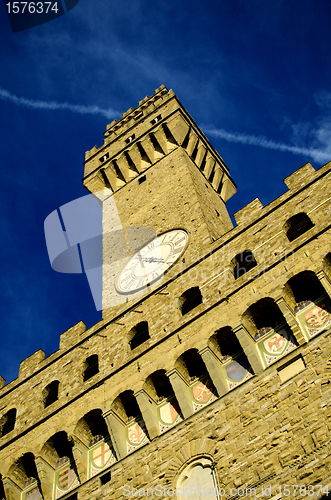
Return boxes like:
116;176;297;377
0;86;331;500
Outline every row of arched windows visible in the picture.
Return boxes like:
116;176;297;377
1;264;330;440
1;263;331;499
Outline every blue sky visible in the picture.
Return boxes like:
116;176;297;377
0;0;331;384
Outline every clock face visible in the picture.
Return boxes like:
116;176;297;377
116;229;189;294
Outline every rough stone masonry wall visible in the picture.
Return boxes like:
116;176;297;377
0;160;330;500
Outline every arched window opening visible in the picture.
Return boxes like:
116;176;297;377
177;457;219;500
215;327;242;361
8;453;41;492
83;355;99;381
113;390;141;423
47;432;75;462
243;298;285;336
181;349;207;381
129;322;150;350
243;298;297;367
43;381;59;407
0;408;16;437
285;212;314;242
232;250;257;279
43;432;79;497
287;271;326;304
180;287;203;316
287;271;331;339
83;409;109;439
147;370;174;401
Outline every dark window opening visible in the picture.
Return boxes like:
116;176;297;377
233;250;257;279
180;287;203;315
44;381;59;407
181;349;207;380
20;453;39;480
151;114;161;125
288;271;326;304
100;471;111;485
84;409;109;438
47;431;74;462
83;355;99;382
216;327;242;360
138;175;146;184
150;370;173;399
99;152;109;163
1;408;16;437
125;134;135;144
134;112;143;120
130;322;150;350
246;298;285;333
285;213;314;242
117;391;141;421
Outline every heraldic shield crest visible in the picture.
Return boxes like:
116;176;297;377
295;297;331;339
88;435;116;478
22;478;43;500
158;396;183;433
190;376;218;412
126;418;150;453
256;326;297;366
53;457;79;499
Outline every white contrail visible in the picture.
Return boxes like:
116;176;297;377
201;125;331;164
0;87;119;119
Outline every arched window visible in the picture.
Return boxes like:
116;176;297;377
43;381;59;407
177;457;219;499
285;213;314;242
0;408;16;437
129;322;150;350
179;287;202;316
232;250;257;279
215;326;243;361
83;355;99;381
113;390;141;422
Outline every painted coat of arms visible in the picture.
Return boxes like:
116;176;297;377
54;457;79;499
88;436;116;478
126;419;149;453
191;377;218;412
258;327;296;366
22;479;43;500
158;397;183;432
224;355;253;389
296;298;331;339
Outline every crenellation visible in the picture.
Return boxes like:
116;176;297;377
18;348;45;379
1;88;331;500
59;321;86;351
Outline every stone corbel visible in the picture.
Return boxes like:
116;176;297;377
232;322;264;374
198;345;228;397
166;368;193;419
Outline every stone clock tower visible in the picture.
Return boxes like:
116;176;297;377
83;85;237;315
1;86;331;500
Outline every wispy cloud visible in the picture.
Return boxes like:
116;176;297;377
201;125;331;164
0;87;120;119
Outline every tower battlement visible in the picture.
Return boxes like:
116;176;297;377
1;90;331;500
